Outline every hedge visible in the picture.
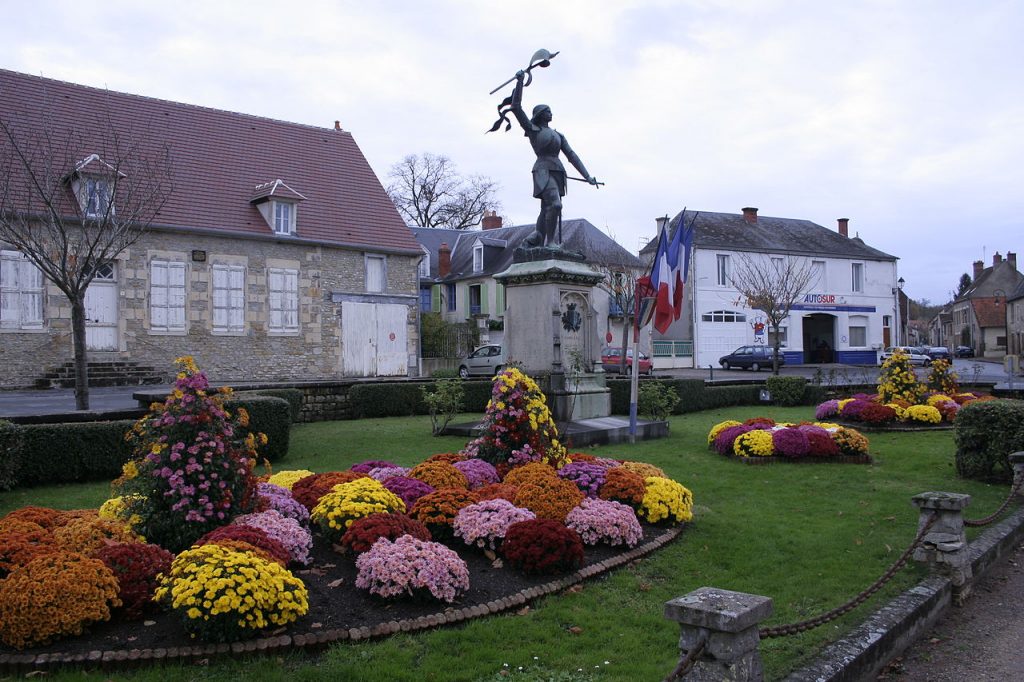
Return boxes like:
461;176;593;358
0;420;23;491
17;419;136;487
766;376;807;407
4;396;292;489
236;388;303;422
226;395;292;463
607;378;764;415
350;380;493;418
954;399;1024;483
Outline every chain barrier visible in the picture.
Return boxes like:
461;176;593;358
662;636;706;681
758;513;938;639
964;476;1024;527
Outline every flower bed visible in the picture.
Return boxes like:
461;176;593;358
0;364;694;661
707;418;872;463
814;352;993;429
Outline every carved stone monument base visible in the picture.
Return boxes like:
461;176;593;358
495;258;609;423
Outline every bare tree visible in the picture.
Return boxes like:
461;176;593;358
729;253;816;375
594;266;643;373
386;153;501;229
0;110;172;409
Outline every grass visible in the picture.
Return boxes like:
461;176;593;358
0;408;1013;681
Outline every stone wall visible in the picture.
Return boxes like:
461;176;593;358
0;228;419;388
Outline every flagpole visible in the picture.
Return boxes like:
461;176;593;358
628;278;643;442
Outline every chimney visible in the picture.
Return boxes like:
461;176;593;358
973;260;984;280
655;214;670;235
741;207;758;224
481;210;502;230
837;218;849;238
438;243;451;278
334;120;341;130
993;252;1003;266
1008;252;1017;271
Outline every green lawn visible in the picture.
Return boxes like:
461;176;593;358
0;408;1011;681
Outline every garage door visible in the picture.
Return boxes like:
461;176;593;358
340;302;408;377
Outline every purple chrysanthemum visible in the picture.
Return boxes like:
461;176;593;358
771;427;811;458
713;424;755;455
351;460;399;474
452;459;500;490
382;476;435;510
556;462;608;498
815;400;840;420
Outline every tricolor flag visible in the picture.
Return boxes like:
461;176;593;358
650;214;693;334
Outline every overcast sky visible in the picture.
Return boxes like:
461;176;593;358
3;0;1021;304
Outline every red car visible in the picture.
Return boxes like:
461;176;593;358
600;347;653;375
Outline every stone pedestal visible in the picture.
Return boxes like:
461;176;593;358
1009;452;1024;495
911;491;973;602
664;587;773;682
494;258;610;422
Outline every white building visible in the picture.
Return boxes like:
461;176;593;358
642;208;899;368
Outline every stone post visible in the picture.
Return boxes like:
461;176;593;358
664;587;773;682
1008;452;1024;496
911;491;972;603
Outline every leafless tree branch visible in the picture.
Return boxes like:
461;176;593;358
729;253;817;374
0;102;173;408
386;152;501;230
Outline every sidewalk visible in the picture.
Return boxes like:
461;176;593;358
0;385;159;419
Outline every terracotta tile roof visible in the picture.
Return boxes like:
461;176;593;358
0;69;419;254
972;298;1007;328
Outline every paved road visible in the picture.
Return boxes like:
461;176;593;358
880;539;1024;681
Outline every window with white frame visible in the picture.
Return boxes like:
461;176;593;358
418;247;431;278
273;201;295;235
811;260;825;289
268;267;299;333
365;255;386;293
768;326;788;347
472;243;484;273
701;310;746;322
212;264;245;334
716;254;729;286
849;314;868;347
851;262;864;293
83;177;112;217
0;250;44;329
150;260;186;333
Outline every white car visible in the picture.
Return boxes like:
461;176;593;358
878;346;931;366
458;344;505;378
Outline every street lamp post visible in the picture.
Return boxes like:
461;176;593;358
897;276;905;345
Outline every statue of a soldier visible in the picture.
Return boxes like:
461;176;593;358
509;70;599;247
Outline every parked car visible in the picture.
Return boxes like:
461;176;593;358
926;346;952;362
718;345;785;371
600;347;653;375
878;346;931;366
458;344;504;378
955;345;975;358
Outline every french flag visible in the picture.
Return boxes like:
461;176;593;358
650;215;693;334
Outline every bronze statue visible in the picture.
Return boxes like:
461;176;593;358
489;50;601;248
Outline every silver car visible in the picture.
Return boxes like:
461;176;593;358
878;346;931;366
458;344;505;378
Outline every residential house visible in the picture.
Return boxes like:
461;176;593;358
412;215;642;368
640;208;899;368
950;252;1023;358
0;69;422;388
1008;280;1024;357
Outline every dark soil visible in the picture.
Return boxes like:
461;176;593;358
0;523;680;660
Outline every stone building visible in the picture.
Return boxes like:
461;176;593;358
0;69;421;388
949;252;1022;358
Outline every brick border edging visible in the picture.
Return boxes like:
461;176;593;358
784;505;1024;681
726;453;874;466
0;525;686;675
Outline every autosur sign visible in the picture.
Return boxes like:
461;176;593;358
792;293;876;313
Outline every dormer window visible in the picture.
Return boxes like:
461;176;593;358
418;246;431;278
274;201;295;235
251;179;306;236
472;242;484;273
66;154;121;219
84;178;111;217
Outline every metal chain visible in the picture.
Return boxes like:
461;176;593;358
662;637;707;681
759;513;938;639
965;476;1024;527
